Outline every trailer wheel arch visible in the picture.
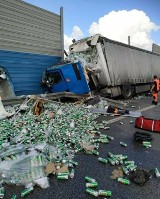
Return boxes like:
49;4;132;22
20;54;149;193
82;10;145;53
121;84;134;99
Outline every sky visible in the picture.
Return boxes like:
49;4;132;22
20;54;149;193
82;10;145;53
24;0;160;51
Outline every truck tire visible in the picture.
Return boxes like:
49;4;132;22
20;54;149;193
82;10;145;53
122;84;133;99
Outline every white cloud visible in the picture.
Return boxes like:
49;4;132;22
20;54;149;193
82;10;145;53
70;26;83;40
89;10;160;50
64;26;83;52
64;34;73;52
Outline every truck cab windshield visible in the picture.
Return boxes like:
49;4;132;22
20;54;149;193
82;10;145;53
47;71;62;86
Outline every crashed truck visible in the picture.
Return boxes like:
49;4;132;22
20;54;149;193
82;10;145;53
42;34;160;99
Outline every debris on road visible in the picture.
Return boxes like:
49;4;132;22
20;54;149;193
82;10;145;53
110;167;123;179
85;176;112;197
11;194;17;199
86;188;99;197
0;187;5;198
120;142;127;147
129;168;152;185
85;176;96;183
143;141;152;148
0;97;104;196
86;182;98;188
98;157;108;164
0;95;157;198
155;168;160;177
98;190;112;197
0;99;15;120
118;177;130;185
21;187;34;197
134;131;152;142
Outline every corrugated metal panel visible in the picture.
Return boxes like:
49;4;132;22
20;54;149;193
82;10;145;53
103;41;160;86
0;49;61;96
0;0;63;96
152;43;160;55
0;0;62;56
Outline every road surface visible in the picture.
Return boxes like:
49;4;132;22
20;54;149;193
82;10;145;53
4;95;160;199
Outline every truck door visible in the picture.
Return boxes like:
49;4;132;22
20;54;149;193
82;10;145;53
62;62;90;94
47;70;68;93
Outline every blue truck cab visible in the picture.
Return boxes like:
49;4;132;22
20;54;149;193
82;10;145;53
42;61;90;95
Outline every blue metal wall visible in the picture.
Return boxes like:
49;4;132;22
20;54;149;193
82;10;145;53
0;49;61;96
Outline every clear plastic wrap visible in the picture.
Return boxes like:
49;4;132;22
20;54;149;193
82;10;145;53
0;154;48;185
34;177;50;189
0;145;27;159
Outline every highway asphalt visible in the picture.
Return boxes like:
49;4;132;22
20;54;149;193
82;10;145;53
3;95;160;199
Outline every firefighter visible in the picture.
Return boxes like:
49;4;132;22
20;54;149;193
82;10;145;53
150;75;159;105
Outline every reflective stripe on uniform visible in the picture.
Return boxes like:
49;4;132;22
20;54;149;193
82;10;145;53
154;79;160;92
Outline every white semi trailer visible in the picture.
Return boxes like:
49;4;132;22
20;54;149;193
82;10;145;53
69;34;160;98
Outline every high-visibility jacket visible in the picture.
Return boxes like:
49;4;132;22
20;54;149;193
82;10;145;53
154;79;160;92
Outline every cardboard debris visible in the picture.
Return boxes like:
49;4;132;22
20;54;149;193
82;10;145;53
47;112;55;119
28;95;37;100
45;162;69;175
34;99;44;116
55;162;62;167
45;163;56;174
110;167;123;179
79;142;95;151
56;163;69;174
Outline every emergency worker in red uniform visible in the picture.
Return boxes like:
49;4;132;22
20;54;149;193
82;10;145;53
150;75;159;105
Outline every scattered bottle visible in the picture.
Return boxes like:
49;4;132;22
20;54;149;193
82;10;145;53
98;190;112;197
104;127;110;130
143;141;151;148
86;182;98;188
92;150;99;156
98;157;108;164
108;158;115;166
107;135;114;140
21;187;34;197
120;142;127;147
69;169;75;178
11;195;17;199
155;168;160;177
118;178;130;185
85;176;96;183
0;187;5;199
122;166;129;175
86;188;98;197
125;161;135;165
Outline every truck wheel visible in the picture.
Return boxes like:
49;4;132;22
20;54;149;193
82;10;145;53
122;84;133;99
